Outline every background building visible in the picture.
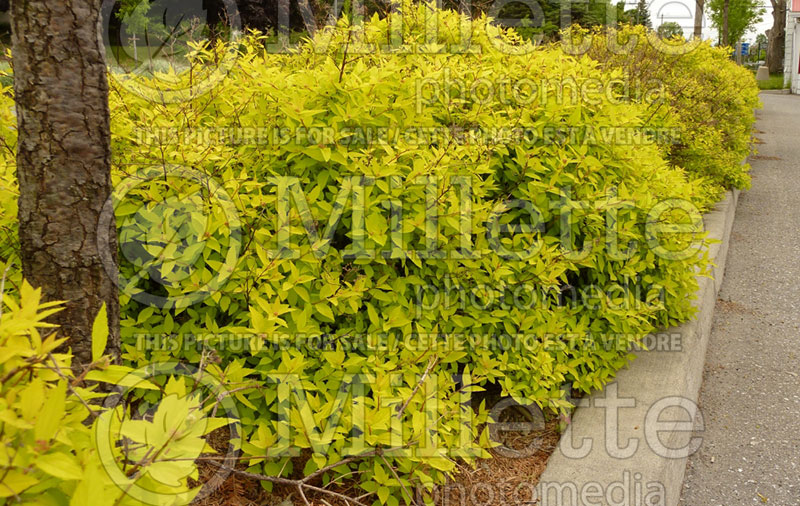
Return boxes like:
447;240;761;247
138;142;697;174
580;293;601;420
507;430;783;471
785;0;800;92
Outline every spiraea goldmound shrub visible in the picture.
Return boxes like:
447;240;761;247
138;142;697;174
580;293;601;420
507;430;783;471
100;4;710;501
0;3;756;503
580;24;760;197
0;282;228;504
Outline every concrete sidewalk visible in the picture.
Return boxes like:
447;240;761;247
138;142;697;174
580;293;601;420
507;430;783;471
680;92;800;505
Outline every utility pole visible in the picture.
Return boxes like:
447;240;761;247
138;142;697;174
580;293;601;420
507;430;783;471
129;33;139;62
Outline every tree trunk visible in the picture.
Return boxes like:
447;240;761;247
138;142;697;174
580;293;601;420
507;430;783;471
694;0;704;38
722;0;729;46
11;0;120;369
767;0;786;73
238;0;270;31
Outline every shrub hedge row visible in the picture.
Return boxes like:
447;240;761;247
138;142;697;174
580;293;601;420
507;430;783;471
583;24;759;195
0;2;758;504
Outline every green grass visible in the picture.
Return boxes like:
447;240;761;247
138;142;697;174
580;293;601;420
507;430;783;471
758;73;787;90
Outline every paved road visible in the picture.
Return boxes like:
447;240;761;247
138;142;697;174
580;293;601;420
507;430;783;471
680;92;800;505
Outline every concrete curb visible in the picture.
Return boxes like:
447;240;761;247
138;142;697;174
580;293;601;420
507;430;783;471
537;189;740;506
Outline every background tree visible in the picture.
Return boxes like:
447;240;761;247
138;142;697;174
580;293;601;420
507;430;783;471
629;0;652;27
708;0;764;47
208;0;633;42
10;0;120;368
202;0;320;35
496;0;621;40
723;0;729;45
694;0;705;38
766;0;786;73
658;21;685;38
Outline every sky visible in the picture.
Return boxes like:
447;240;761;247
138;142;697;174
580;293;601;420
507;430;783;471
630;0;775;44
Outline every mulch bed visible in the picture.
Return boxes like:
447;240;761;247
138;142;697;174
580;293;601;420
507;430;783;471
192;412;563;506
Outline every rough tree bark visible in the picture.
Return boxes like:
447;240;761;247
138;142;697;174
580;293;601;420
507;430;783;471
11;0;120;368
767;0;786;73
